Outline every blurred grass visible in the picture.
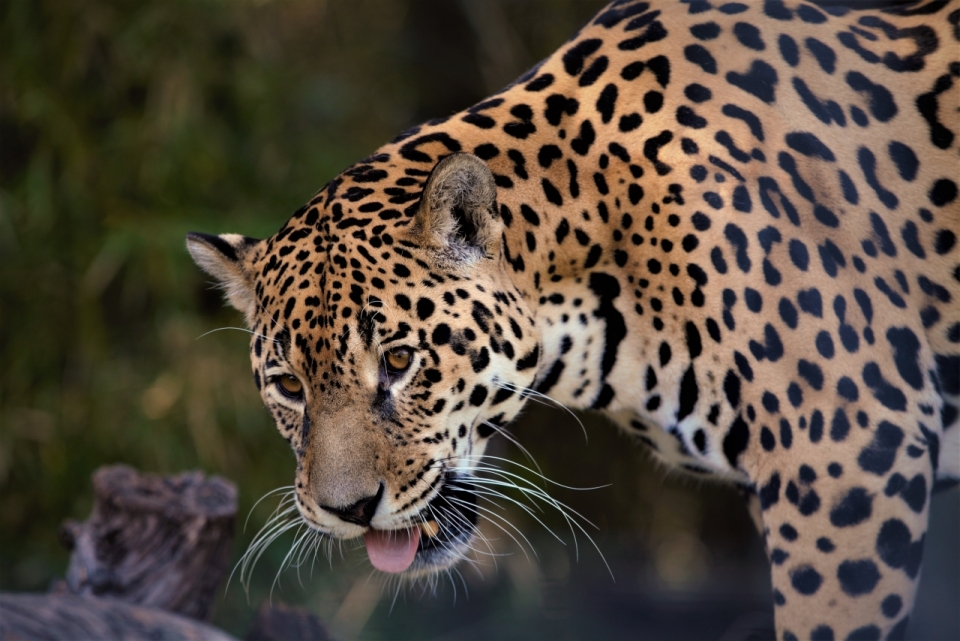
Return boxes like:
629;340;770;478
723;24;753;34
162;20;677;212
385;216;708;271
2;1;956;639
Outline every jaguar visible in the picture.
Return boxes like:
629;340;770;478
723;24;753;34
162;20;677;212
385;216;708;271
187;1;960;638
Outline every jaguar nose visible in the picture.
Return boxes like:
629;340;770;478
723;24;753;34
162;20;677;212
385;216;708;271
320;483;383;527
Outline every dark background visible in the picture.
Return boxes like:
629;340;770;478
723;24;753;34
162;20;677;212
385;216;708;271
1;1;956;638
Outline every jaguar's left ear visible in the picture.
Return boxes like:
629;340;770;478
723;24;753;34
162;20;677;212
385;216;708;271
186;232;260;325
414;153;503;260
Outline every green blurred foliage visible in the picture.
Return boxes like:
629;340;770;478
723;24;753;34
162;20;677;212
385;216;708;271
3;1;955;639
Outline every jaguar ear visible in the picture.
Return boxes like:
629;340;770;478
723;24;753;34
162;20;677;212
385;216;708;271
186;232;260;325
415;153;502;260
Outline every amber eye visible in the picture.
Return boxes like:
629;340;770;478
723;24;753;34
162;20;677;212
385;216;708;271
276;375;303;399
385;347;413;374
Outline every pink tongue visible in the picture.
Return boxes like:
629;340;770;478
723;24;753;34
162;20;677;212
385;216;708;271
363;527;421;573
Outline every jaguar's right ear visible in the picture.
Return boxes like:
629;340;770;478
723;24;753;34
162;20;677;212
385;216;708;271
186;232;260;325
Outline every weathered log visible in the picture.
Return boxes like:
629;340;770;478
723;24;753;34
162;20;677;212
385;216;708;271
59;464;237;621
246;602;336;641
0;593;238;641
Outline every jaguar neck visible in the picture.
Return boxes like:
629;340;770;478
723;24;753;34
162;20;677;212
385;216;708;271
377;62;676;413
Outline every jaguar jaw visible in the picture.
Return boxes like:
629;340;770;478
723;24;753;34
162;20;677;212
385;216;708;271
364;474;479;576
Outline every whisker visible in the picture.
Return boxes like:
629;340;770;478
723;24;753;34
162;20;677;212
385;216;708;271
270;522;308;601
469;485;565;545
479;420;544;476
495;381;589;443
244;486;296;532
472;454;611;491
195;326;280;344
443;494;536;562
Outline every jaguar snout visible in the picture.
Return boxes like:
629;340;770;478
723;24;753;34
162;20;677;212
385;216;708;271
319;483;383;527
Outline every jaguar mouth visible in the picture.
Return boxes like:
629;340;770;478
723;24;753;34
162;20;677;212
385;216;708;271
364;474;478;575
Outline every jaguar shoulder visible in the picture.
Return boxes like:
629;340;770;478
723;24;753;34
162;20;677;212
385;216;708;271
188;1;960;638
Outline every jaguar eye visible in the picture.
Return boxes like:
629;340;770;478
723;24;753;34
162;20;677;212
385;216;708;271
276;374;303;399
385;347;413;374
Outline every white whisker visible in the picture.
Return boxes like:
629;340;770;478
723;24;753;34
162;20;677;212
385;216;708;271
495;381;589;443
195;326;279;344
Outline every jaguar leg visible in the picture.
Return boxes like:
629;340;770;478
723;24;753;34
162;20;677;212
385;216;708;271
755;413;935;640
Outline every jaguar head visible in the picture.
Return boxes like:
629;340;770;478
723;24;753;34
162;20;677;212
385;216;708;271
188;153;540;575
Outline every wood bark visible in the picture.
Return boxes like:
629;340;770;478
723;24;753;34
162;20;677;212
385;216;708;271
59;464;237;621
0;592;238;641
2;465;337;640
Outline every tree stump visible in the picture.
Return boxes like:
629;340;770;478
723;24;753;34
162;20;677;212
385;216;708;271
3;465;337;640
59;464;237;621
0;593;238;641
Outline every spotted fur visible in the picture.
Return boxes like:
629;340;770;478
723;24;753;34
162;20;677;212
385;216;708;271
188;1;960;638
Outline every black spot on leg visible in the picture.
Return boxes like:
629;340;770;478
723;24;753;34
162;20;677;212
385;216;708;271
790;565;823;595
780;523;798;541
831;408;851;442
882;594;903;618
830;487;872;527
876;518;924;579
809;410;823;442
899;475;927;513
936;354;960;396
810;625;834;641
837;559;881;596
858;421;904;475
